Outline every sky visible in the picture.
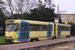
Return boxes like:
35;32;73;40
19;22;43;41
3;0;75;14
53;0;75;14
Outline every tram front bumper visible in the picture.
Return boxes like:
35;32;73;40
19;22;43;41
4;39;14;42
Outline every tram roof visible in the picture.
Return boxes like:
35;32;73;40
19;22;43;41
6;19;71;26
6;19;54;23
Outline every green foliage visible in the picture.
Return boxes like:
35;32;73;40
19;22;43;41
0;31;5;36
0;0;6;30
0;9;6;30
9;5;62;23
0;36;5;43
68;22;75;35
28;6;57;22
8;13;31;20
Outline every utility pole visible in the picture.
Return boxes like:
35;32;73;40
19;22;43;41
56;5;59;40
57;5;59;17
49;0;51;9
54;5;59;40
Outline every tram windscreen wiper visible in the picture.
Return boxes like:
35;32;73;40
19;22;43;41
9;25;14;32
6;24;19;31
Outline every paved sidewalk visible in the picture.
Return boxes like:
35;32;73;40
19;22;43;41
0;37;75;50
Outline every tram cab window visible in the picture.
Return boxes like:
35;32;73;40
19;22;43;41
15;24;19;31
6;23;19;31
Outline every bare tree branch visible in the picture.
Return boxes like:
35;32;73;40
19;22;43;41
3;0;55;16
44;0;55;8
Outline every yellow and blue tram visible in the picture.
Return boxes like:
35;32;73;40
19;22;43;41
4;20;71;43
56;23;71;38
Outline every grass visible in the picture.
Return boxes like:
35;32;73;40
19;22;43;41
0;36;5;43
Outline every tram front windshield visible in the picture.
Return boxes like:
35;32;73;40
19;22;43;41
6;24;19;31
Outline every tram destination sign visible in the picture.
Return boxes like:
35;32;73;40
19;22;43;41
55;17;59;23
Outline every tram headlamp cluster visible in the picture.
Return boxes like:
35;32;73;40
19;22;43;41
10;36;12;38
5;36;12;38
7;21;9;23
7;21;14;23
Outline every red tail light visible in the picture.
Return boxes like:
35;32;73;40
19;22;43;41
10;36;12;38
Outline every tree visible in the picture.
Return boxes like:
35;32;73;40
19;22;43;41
6;0;61;23
68;22;75;36
4;0;14;15
29;5;57;22
0;0;6;30
44;0;55;8
4;0;55;15
4;0;39;16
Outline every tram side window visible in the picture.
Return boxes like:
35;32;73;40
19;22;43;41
34;25;37;31
30;24;47;31
66;27;70;31
25;23;29;31
39;25;47;31
21;23;24;31
43;25;47;31
30;24;40;31
61;26;63;31
30;24;34;31
64;27;66;31
61;26;70;31
33;25;40;31
40;25;43;31
38;25;40;31
21;23;29;31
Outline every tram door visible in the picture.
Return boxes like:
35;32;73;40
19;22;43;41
57;25;61;38
47;24;52;39
21;23;30;41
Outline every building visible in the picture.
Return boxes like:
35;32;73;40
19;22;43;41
60;14;75;24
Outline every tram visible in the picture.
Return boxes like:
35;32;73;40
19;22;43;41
4;19;71;43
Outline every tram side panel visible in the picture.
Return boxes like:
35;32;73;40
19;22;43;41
51;24;54;39
56;23;71;38
29;23;54;41
5;20;71;43
29;24;48;41
60;24;71;38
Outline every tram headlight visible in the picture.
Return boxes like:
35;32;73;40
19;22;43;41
7;21;9;23
10;36;12;38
